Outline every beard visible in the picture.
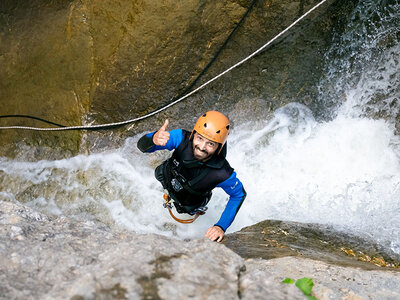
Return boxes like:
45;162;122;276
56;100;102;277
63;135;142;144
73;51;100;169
193;145;211;161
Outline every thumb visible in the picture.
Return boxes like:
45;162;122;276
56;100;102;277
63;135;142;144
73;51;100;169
160;119;169;131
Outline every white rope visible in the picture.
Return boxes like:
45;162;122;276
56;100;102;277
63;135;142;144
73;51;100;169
0;0;329;131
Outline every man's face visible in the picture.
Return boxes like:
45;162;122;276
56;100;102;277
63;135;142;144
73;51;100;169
192;132;219;161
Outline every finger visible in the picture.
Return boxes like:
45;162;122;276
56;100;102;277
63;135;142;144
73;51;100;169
159;131;170;139
154;131;170;145
212;232;220;241
205;228;214;239
160;119;169;131
158;135;170;144
216;234;224;243
211;233;221;242
206;234;216;241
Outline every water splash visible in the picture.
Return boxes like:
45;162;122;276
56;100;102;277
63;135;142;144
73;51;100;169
2;101;400;252
227;103;400;255
316;0;400;121
1;0;399;254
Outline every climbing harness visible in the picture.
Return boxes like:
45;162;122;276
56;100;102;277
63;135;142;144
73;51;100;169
162;193;205;224
0;0;329;132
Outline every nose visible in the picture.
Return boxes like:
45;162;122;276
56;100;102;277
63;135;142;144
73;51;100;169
197;140;207;150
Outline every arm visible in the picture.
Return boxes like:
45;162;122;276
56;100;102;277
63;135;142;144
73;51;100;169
137;120;184;153
214;172;246;231
137;132;156;152
205;172;246;242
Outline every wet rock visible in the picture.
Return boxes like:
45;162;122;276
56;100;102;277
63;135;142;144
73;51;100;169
223;219;400;270
0;0;357;159
241;257;400;300
0;200;244;299
1;200;400;299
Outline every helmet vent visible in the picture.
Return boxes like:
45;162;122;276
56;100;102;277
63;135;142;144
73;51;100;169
226;125;230;130
216;130;220;134
203;123;207;128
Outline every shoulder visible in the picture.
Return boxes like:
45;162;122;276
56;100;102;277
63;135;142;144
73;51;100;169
180;129;191;139
212;159;234;184
168;129;185;147
169;128;184;138
216;170;241;189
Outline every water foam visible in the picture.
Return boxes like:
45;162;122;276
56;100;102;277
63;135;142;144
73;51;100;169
226;103;400;254
1;102;400;252
1;0;399;253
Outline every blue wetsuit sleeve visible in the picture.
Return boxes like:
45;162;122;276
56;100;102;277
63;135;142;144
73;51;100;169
214;172;246;231
140;129;184;152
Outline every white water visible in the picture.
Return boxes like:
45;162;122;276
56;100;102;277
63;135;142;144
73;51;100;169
1;0;399;254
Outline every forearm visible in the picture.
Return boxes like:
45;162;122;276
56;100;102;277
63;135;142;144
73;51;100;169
214;188;246;231
215;173;246;231
137;129;184;153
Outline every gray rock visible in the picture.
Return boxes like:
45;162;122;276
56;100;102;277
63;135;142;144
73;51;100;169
1;200;400;300
242;257;400;300
0;200;244;299
223;219;400;270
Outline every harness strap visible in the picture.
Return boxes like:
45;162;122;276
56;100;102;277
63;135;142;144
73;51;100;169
169;158;211;197
187;166;211;187
163;194;203;224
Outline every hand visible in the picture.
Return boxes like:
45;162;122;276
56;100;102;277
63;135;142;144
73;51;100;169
153;119;170;146
205;226;225;242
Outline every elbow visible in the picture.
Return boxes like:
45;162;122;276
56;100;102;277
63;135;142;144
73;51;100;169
137;134;155;153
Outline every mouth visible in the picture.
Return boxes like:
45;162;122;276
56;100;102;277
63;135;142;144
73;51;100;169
194;147;208;158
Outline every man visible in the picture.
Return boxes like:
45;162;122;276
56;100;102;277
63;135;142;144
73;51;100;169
137;111;246;242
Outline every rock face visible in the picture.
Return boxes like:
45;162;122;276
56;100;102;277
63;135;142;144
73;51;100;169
0;0;357;159
241;257;400;300
2;200;400;300
223;220;400;270
0;200;245;299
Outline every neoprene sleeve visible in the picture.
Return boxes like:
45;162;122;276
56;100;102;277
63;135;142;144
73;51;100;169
215;172;246;231
137;133;155;152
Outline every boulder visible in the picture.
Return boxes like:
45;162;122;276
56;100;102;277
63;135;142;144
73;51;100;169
241;257;400;300
1;200;400;299
0;200;244;299
223;219;400;270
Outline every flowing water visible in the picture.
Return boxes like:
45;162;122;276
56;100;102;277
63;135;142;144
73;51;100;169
1;0;399;255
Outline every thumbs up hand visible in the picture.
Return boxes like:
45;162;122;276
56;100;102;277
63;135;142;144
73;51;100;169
153;119;170;146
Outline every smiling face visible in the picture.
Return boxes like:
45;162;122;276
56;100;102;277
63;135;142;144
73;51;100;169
192;132;220;162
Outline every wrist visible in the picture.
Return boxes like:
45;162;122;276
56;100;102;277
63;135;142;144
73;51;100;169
214;224;226;232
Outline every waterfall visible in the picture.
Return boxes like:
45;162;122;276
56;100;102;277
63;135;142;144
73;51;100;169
1;0;399;255
229;0;400;253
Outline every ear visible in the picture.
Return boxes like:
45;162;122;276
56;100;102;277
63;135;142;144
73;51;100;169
189;130;196;141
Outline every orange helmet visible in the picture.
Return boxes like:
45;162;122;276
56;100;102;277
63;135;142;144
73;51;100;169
191;111;231;147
